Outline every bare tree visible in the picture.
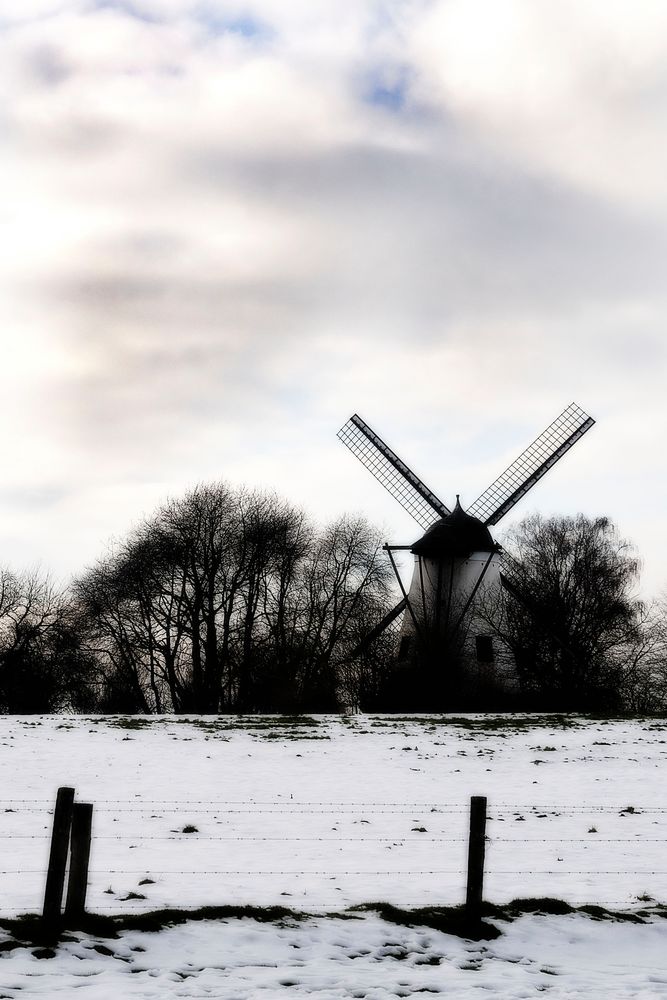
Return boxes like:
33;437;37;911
294;514;393;709
73;545;157;712
616;596;667;712
0;567;94;713
484;514;644;710
75;483;393;713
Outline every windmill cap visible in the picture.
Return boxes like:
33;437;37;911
411;497;498;558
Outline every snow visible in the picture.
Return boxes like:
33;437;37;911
2;713;667;996
3;912;667;998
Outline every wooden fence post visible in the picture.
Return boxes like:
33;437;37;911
65;803;93;921
43;786;75;926
465;795;487;921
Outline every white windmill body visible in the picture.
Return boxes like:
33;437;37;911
338;404;595;697
402;500;500;632
397;498;509;692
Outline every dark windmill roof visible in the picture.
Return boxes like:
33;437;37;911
411;497;499;558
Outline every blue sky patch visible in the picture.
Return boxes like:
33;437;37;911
195;6;272;42
363;68;410;111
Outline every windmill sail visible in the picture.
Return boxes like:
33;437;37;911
468;403;595;526
349;597;407;658
338;414;450;529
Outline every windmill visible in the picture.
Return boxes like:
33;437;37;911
337;403;595;698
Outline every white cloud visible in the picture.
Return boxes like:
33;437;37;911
409;0;667;208
0;1;665;595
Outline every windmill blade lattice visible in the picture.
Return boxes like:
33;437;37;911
468;403;595;526
337;414;450;529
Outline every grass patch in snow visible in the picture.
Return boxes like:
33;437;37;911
102;715;325;738
104;717;156;731
255;731;331;740
366;714;583;733
505;897;648;923
349;903;501;941
366;713;667;733
0;905;307;950
0;898;662;958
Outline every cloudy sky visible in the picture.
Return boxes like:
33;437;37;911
1;0;666;594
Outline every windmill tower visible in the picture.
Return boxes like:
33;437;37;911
337;403;595;700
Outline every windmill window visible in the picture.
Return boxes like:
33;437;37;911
475;634;494;663
398;635;413;661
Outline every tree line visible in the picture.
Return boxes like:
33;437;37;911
0;481;665;714
0;483;394;714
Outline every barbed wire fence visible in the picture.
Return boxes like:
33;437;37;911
2;792;667;927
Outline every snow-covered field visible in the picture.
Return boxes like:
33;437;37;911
2;713;667;997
